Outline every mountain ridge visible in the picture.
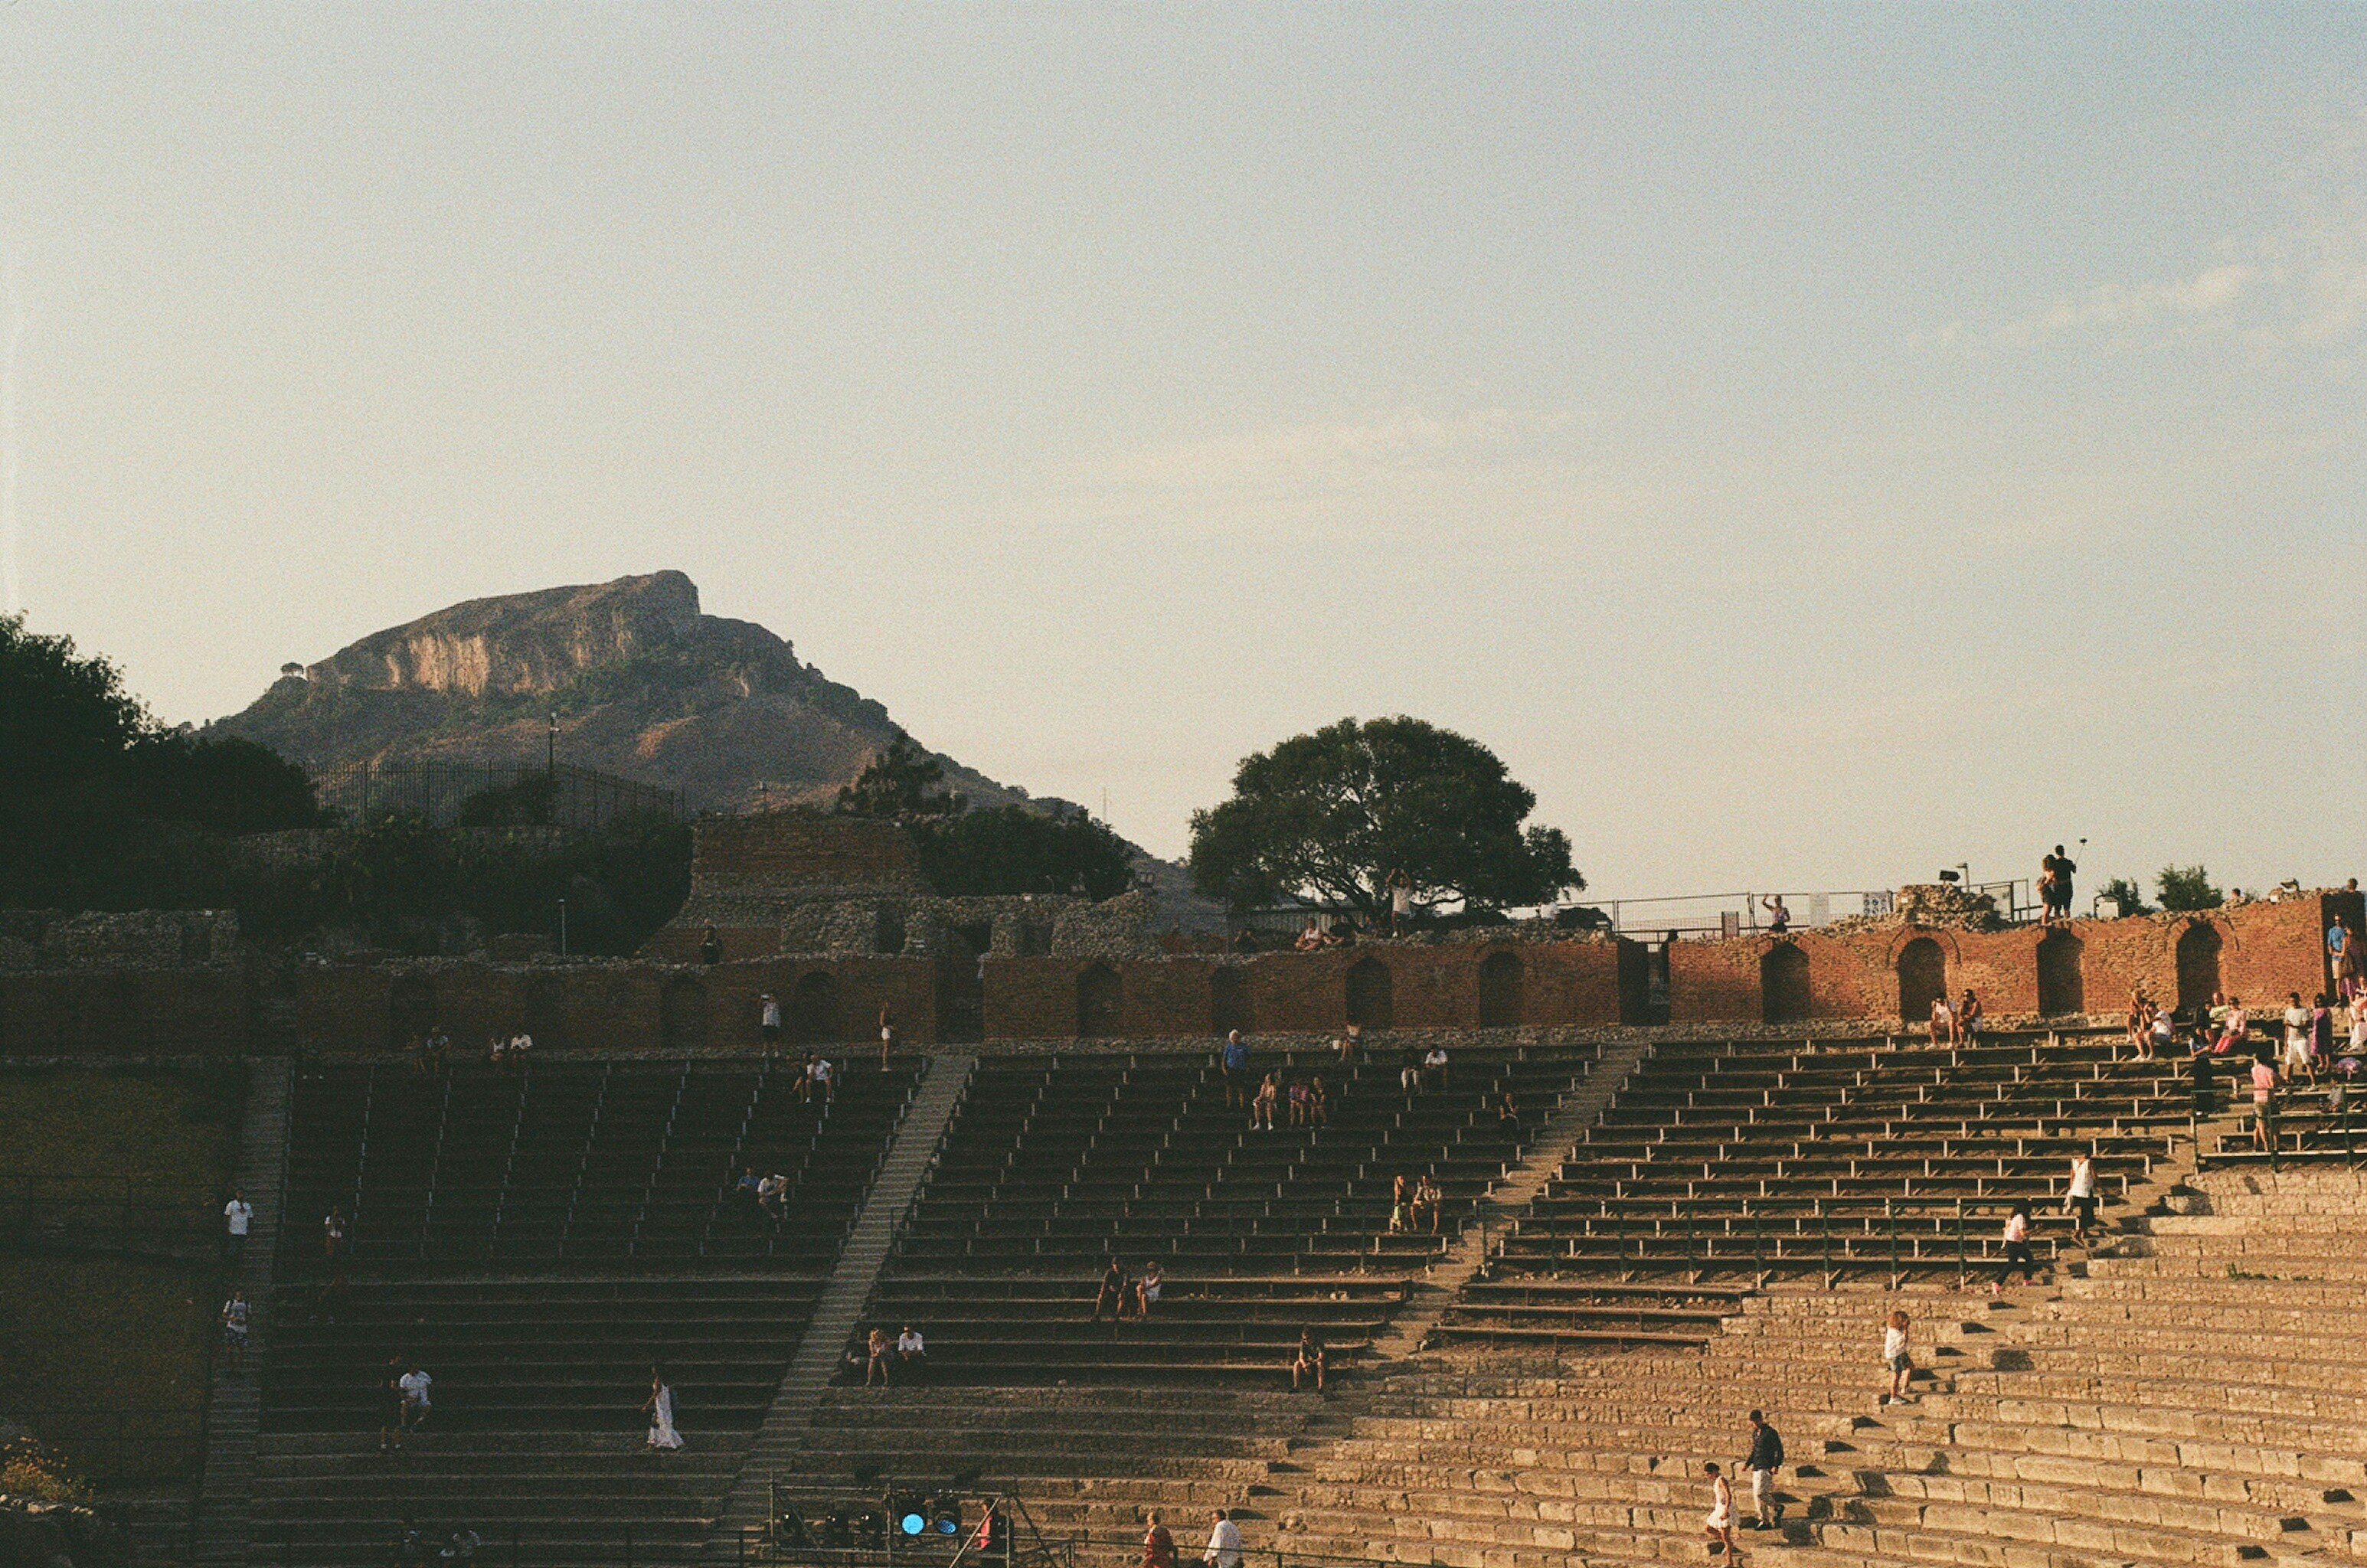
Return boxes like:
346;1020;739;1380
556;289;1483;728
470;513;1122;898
208;570;1043;817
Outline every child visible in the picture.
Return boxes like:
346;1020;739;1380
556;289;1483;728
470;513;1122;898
1702;1462;1738;1558
1882;1310;1912;1404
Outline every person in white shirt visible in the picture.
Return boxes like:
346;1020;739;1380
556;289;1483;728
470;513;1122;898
2283;993;2316;1083
2065;1152;2097;1240
1993;1203;2038;1296
759;995;782;1049
897;1325;927;1381
1702;1463;1738;1560
1882;1309;1911;1404
508;1031;533;1062
1203;1511;1241;1568
1421;1045;1450;1090
809;1057;833;1102
398;1365;433;1432
224;1190;253;1265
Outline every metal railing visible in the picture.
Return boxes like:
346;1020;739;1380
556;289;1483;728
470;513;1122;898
309;760;683;830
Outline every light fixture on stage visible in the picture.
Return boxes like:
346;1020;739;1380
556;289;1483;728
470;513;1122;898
931;1494;963;1535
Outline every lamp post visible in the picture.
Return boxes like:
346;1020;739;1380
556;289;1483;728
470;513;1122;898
547;712;558;781
557;898;568;957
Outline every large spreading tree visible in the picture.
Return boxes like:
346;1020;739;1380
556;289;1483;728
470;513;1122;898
1188;716;1581;917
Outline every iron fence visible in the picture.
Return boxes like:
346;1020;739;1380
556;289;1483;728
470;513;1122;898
309;760;682;831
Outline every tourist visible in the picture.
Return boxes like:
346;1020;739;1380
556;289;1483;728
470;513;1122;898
1882;1310;1912;1403
700;924;722;965
1702;1462;1738;1560
897;1323;927;1379
1306;1076;1329;1126
2251;1052;2278;1152
736;1166;763;1202
1762;893;1790;934
759;994;781;1049
865;1327;893;1387
1140;1512;1176;1568
2284;992;2316;1084
1414;1174;1442;1234
645;1367;683;1451
2313;995;2336;1073
796;1053;818;1102
2065;1152;2097;1240
1400;1053;1422;1097
507;1029;533;1063
1290;1328;1326;1393
399;1360;433;1433
1251;1072;1279;1132
1497;1089;1519;1128
1387;868;1414;936
1927;993;1953;1047
323;1206;348;1261
1135;1261;1162;1318
809;1054;835;1103
1203;1510;1242;1568
223;1187;252;1266
1422;1043;1449;1089
1343;1021;1365;1060
2189;1042;2217;1117
2350;1001;2367;1063
2218;997;2249;1055
2329;916;2356;998
1956;990;1983;1043
380;1356;409;1453
1094;1258;1127;1321
221;1288;251;1373
1293;918;1325;953
879;1004;897;1070
1221;1031;1251;1109
2038;844;2076;926
1388;1174;1411;1233
2125;990;2150;1054
2146;1002;2172;1063
757;1172;787;1217
488;1032;506;1066
1744;1410;1783;1529
1230;928;1260;955
1993;1204;2038;1295
1286;1076;1311;1127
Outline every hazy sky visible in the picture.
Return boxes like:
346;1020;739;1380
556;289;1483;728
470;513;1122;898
3;5;2362;897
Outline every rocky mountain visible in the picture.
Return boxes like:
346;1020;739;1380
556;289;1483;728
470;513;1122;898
208;570;1044;816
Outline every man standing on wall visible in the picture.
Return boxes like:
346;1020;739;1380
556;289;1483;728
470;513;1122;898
2038;845;2076;926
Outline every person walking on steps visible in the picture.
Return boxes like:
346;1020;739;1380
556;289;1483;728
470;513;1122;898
1993;1203;2040;1295
1882;1310;1913;1405
1744;1410;1784;1530
2065;1151;2098;1242
645;1367;683;1450
1702;1462;1740;1559
1140;1513;1176;1568
1202;1511;1241;1568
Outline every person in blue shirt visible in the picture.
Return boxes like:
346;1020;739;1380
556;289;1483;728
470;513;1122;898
1220;1029;1251;1109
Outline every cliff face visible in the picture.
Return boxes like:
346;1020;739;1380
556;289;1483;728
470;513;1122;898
207;571;1028;815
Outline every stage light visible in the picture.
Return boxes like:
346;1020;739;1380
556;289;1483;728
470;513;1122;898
931;1494;963;1534
900;1514;927;1537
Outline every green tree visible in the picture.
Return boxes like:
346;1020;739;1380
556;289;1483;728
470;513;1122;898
1187;716;1581;916
2156;864;2222;913
917;804;1136;899
835;731;964;819
2096;876;2151;916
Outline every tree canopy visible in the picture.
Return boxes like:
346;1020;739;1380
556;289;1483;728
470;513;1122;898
1;612;324;907
916;804;1137;900
1187;715;1581;917
835;731;964;819
2156;864;2222;913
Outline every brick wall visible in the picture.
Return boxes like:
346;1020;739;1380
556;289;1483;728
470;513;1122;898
1666;894;2354;1025
688;814;924;891
0;968;251;1055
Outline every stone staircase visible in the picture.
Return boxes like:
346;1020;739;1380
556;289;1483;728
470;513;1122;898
189;1054;294;1566
705;1054;979;1559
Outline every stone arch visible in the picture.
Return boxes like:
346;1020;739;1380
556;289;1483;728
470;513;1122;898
1896;936;1947;1025
660;973;708;1054
2176;921;2222;1014
1476;950;1523;1027
1345;957;1394;1030
388;972;434;1051
791;970;839;1044
1209;965;1254;1037
1077;963;1122;1038
2036;930;2085;1018
1761;942;1812;1024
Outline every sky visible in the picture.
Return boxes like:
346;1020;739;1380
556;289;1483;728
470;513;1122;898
2;5;2362;899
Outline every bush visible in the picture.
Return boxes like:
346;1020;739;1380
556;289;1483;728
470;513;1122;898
0;1436;94;1505
2156;864;2223;913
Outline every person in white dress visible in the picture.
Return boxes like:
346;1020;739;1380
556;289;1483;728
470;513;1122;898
1702;1462;1738;1558
645;1367;683;1451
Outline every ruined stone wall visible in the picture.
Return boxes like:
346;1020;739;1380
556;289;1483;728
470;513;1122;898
0;910;242;972
1666;893;2354;1025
